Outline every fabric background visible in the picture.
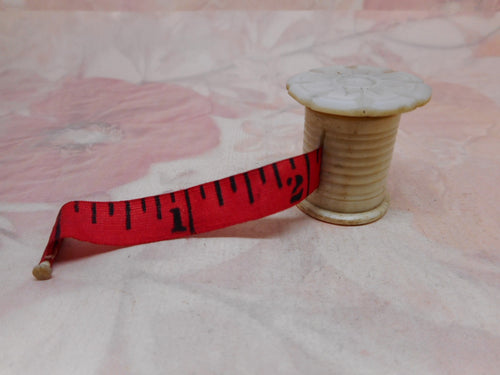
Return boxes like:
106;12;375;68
1;1;499;374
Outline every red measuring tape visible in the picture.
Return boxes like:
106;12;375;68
33;148;322;280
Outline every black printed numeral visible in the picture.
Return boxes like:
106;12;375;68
287;175;304;203
170;208;187;233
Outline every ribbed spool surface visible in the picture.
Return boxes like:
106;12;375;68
303;108;401;213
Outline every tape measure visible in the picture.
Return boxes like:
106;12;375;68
33;148;322;280
31;64;433;280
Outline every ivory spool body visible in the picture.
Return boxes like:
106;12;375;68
287;65;432;225
298;108;400;225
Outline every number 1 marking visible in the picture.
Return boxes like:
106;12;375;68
170;208;187;233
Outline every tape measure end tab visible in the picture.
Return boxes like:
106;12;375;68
32;261;52;281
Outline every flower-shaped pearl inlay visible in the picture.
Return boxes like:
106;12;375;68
287;66;432;117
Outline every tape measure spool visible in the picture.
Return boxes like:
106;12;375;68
298;109;399;225
33;65;432;280
287;66;432;225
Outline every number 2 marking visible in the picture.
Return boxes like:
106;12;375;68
287;175;304;203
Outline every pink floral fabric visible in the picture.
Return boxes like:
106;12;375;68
1;77;219;201
1;6;499;375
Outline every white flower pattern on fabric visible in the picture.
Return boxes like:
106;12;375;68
287;66;432;117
